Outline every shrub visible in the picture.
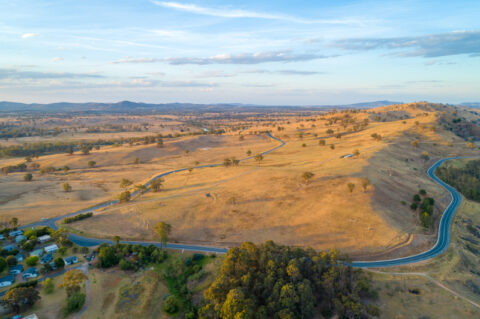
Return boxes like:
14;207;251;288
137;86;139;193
6;255;17;266
119;259;135;271
26;256;39;266
64;292;86;315
43;278;54;294
163;295;178;314
54;257;65;269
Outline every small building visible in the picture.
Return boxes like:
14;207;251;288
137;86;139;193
2;244;15;252
23;267;38;279
40;253;53;264
44;244;59;254
64;256;78;266
16;253;25;262
0;274;14;287
24;314;39;319
49;261;56;270
30;248;44;257
15;235;26;243
10;264;24;275
38;234;51;243
0;234;4;240
9;230;23;237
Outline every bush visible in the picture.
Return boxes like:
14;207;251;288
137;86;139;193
119;259;135;271
163;295;178;314
43;278;54;294
54;257;65;269
63;212;93;224
10;280;38;291
6;255;17;266
64;292;86;315
26;256;39;266
0;257;7;272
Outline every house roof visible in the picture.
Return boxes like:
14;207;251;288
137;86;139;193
38;235;51;240
0;274;14;283
25;267;37;274
64;256;78;262
11;264;24;271
44;244;58;250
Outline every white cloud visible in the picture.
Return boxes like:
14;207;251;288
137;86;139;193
152;1;363;24
21;33;40;39
52;57;64;62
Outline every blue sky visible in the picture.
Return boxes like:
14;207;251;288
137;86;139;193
0;0;479;105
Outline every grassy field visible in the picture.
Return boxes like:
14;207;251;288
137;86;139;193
1;103;480;259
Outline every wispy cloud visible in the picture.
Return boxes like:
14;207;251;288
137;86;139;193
152;1;363;25
52;57;64;62
165;51;334;65
0;68;104;80
243;69;323;75
333;30;480;58
111;51;334;65
21;33;40;39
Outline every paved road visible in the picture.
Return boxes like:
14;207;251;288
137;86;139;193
352;156;467;268
21;134;467;268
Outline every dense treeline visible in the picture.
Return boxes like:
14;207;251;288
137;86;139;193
199;241;379;319
436;160;480;201
63;212;93;224
0;124;63;139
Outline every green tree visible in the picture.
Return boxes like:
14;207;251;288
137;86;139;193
254;154;264;162
63;183;72;192
330;144;335;150
120;178;133;188
118;191;131;202
59;269;88;296
246;150;252;156
0;257;7;273
347;183;355;193
113;235;121;245
25;256;39;266
87;160;96;168
150;178;164;192
24;173;33;181
319;139;326;146
2;287;40;314
43;278;54;294
54;257;65;269
163;295;179;314
9;217;18;228
302;172;314;183
134;184;147;193
6;255;17;266
361;177;371;192
154;222;172;249
64;292;86;315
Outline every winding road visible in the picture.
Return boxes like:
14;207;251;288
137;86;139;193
21;133;467;268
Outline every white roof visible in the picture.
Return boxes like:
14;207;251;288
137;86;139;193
38;235;51;240
24;315;39;319
44;244;58;251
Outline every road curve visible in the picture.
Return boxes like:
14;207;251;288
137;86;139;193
352;157;465;268
22;134;467;268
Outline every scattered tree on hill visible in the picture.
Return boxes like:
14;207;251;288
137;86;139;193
133;157;140;164
347;183;355;193
154;222;172;249
246;150;252;156
354;149;360;157
302;171;314;183
371;133;382;141
419;189;426;196
2;287;40;314
411;140;419;148
413;194;421;202
335;133;342;139
66;147;74;155
254;154;263;162
135;184;147;194
157;138;164;148
420;152;430;161
330;144;335;150
24;173;33;182
319;139;326;146
79;144;92;155
120;178;133;188
326;129;334;135
63;165;70;173
87;160;96;168
361;177;371;192
302;143;307;147
118;191;131;202
150;178;164;192
63;183;72;192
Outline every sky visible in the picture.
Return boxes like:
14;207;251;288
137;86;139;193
0;0;479;105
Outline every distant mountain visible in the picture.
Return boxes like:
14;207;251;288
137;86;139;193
458;102;480;108
0;100;402;113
